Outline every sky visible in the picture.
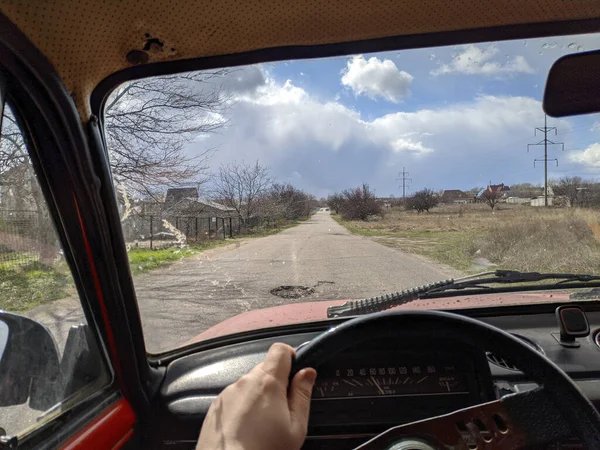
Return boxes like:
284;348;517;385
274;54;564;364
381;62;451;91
185;32;600;199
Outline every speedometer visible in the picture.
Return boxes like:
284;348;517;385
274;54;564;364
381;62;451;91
313;360;468;399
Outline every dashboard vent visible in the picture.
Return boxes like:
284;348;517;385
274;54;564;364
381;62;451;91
485;334;543;371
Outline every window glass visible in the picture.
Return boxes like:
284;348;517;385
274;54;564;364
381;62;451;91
0;104;111;437
104;33;600;354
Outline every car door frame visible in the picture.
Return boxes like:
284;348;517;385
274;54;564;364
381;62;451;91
0;13;159;449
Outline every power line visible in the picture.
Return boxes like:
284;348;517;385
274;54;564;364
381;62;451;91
527;114;564;207
397;167;412;199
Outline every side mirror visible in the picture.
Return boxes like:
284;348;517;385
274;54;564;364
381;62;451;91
544;50;600;117
0;311;62;410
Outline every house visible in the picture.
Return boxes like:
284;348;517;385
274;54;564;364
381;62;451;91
504;189;538;205
440;189;473;204
487;183;511;194
477;183;511;202
164;187;236;217
165;187;199;205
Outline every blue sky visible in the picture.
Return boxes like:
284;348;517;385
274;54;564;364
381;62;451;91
188;33;600;198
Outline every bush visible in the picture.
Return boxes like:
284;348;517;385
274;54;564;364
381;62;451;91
406;189;438;213
327;193;344;214
338;184;382;221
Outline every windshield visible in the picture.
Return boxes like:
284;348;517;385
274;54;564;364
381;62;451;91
104;33;600;353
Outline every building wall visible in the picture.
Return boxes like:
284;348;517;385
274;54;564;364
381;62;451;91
531;197;553;207
506;197;531;205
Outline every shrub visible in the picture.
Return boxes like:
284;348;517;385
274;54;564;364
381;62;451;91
338;184;382;221
406;189;438;213
327;193;344;214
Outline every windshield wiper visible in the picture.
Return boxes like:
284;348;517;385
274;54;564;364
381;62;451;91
326;270;600;318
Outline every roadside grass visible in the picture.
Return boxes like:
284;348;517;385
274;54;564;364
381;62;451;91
335;204;600;275
0;261;73;311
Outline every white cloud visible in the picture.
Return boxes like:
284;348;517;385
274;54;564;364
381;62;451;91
432;45;534;76
197;68;571;196
341;55;413;103
568;143;600;168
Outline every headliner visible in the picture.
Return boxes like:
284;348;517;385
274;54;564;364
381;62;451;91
2;1;600;116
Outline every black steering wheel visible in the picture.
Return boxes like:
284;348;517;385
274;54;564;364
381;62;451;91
291;310;600;449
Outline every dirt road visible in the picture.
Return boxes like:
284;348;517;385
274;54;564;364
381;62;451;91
26;212;457;353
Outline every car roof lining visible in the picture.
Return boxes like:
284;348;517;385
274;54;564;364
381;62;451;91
2;0;600;117
90;18;600;117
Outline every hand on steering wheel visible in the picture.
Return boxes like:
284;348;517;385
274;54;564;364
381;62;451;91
196;343;317;450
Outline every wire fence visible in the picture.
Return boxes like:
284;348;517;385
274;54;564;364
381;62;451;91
0;209;60;270
122;213;268;249
0;209;278;269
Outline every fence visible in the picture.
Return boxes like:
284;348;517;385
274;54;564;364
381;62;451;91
0;209;60;270
0;209;275;267
122;213;268;249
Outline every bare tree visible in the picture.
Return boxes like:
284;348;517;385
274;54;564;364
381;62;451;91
481;189;502;210
552;176;583;207
327;193;344;214
338;184;382;220
407;188;438;213
104;70;231;197
0;107;57;263
213;160;273;222
264;183;312;220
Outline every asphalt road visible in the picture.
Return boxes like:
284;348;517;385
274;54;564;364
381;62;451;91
134;211;456;352
3;211;456;435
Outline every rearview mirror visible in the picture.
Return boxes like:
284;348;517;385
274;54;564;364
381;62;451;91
0;311;62;410
544;50;600;117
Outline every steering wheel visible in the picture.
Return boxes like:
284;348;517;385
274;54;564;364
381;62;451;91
291;310;600;449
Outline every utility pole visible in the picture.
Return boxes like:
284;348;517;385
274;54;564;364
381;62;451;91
397;167;412;199
527;114;564;206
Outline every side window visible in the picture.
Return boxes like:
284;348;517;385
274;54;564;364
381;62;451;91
0;104;111;438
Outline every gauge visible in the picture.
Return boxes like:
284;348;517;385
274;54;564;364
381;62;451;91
312;361;469;399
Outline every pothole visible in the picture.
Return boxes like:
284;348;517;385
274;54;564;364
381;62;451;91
270;285;315;299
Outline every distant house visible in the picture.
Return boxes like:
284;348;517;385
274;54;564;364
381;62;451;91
477;183;511;202
164;187;236;217
376;197;395;209
487;183;511;194
165;187;199;205
440;189;473;204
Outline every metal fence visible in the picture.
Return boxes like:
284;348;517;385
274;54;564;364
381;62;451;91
0;209;274;268
122;213;267;249
0;209;60;270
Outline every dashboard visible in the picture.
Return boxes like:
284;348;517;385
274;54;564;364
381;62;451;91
151;307;600;449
